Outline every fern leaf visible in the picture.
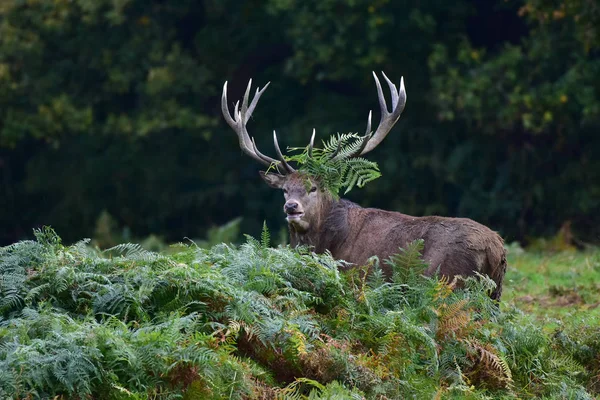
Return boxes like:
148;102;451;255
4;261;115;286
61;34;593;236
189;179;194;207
285;132;382;196
463;339;513;384
261;222;271;249
385;239;428;285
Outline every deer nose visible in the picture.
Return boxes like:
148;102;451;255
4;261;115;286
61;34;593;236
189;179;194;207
284;201;299;213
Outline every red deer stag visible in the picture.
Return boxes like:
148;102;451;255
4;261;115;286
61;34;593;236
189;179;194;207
221;72;507;300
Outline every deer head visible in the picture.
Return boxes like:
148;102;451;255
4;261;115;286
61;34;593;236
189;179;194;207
221;72;407;234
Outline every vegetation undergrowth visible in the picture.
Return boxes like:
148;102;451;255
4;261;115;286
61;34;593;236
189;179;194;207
1;227;598;399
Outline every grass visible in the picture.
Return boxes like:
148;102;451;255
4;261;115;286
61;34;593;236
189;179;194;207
503;243;600;324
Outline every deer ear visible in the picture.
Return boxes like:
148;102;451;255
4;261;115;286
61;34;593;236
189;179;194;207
259;171;286;188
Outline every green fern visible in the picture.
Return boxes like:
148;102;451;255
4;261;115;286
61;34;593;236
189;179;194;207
286;133;381;197
1;227;598;399
385;239;429;286
260;221;271;249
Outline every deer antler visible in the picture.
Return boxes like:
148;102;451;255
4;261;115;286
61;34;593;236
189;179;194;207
223;73;405;170
349;72;406;157
222;80;295;174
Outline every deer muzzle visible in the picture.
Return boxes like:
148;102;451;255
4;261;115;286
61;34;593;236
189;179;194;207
284;200;305;222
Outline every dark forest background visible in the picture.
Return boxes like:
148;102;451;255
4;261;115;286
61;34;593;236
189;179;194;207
0;0;598;246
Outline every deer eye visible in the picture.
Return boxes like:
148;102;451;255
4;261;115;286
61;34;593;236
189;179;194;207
282;188;288;194
310;187;317;193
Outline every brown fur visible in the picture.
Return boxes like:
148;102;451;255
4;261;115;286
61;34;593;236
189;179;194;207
263;172;507;300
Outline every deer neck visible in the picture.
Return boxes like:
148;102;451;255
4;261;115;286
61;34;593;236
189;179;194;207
289;197;333;251
289;198;356;255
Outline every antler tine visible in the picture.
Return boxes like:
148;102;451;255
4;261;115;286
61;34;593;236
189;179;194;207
381;71;399;108
357;72;406;156
251;137;284;174
221;82;236;127
240;79;252;121
222;80;284;170
273;130;295;173
245;83;270;124
308;128;315;158
365;110;372;137
373;72;387;119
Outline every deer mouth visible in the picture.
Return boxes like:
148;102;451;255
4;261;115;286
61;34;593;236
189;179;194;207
286;211;305;221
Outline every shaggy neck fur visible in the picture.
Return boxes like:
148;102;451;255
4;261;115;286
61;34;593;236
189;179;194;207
289;198;358;254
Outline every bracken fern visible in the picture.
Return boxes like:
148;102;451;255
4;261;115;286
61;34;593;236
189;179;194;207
0;227;597;399
285;133;381;197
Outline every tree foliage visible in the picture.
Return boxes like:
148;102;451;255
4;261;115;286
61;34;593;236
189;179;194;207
0;0;598;244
